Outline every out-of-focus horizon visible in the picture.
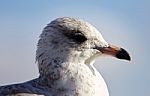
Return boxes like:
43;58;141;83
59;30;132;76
0;0;149;96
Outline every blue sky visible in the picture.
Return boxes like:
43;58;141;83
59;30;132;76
0;0;149;96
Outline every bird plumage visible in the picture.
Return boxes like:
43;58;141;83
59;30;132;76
0;17;130;96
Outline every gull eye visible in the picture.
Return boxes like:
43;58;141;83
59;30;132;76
64;30;87;43
71;32;87;43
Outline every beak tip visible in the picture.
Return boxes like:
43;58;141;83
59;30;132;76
116;48;131;61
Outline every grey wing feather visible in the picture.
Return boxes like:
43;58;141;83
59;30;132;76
0;79;50;96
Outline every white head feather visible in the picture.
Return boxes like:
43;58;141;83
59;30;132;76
36;17;108;77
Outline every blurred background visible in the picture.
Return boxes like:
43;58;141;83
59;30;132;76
0;0;149;96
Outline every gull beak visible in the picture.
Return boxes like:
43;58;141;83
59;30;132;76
96;44;131;61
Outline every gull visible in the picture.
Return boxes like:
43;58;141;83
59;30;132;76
0;17;131;96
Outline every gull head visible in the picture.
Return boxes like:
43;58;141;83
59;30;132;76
36;17;131;75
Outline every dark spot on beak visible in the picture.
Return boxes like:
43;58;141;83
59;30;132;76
116;48;131;61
